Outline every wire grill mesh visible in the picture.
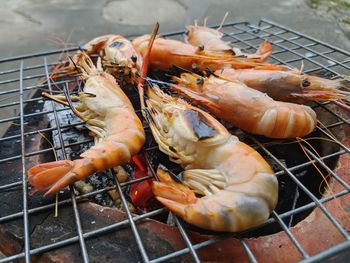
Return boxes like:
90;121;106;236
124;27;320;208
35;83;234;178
0;19;349;263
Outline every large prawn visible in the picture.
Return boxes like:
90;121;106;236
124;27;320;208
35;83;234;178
132;35;285;72
144;86;278;232
52;35;142;83
28;55;145;196
185;14;272;61
170;72;317;139
29;22;160;196
216;68;350;104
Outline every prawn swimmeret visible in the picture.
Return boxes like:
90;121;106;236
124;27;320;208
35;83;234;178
170;72;317;139
144;86;278;232
28;55;145;196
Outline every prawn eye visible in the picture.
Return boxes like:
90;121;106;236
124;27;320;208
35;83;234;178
185;30;189;36
196;78;204;85
131;55;137;63
192;64;199;71
302;80;311;87
198;45;205;51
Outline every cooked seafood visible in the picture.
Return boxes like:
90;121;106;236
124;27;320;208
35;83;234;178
132;35;283;71
216;68;350;103
171;72;317;138
52;35;142;83
185;18;272;61
28;55;145;196
144;86;278;232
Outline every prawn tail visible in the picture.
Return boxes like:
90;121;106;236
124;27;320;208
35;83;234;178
256;41;272;61
28;159;93;196
152;165;197;217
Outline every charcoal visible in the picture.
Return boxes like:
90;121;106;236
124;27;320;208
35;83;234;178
43;101;120;207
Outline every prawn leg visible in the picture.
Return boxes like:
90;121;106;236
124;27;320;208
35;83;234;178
152;165;197;212
183;169;226;195
42;91;92;121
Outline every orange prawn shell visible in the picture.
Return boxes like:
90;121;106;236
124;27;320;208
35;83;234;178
171;74;317;139
28;59;145;196
146;87;278;232
217;68;349;103
133;35;197;70
133;35;268;71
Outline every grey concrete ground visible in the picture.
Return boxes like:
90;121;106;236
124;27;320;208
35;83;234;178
1;0;349;135
0;0;350;58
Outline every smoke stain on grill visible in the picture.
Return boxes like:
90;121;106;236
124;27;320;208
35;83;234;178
109;41;124;48
184;109;217;140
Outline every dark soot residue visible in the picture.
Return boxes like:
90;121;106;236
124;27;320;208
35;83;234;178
184;110;217;140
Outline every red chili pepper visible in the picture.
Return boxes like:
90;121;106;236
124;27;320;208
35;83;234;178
130;154;155;210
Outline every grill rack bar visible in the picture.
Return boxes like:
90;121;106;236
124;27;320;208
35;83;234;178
43;58;90;263
0;148;346;224
19;60;31;263
251;135;349;240
0;20;349;263
144;152;201;263
0;104;347;164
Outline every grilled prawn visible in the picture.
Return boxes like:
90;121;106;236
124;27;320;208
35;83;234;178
145;86;278;232
171;73;317;138
53;35;142;83
185;17;272;61
28;55;145;196
217;68;350;104
132;35;283;72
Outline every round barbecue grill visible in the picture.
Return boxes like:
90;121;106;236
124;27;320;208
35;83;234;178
0;20;349;263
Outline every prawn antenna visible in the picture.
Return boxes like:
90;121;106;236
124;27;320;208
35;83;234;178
77;45;88;52
138;22;159;110
333;100;350;112
218;12;229;31
68;55;79;72
203;16;208;27
171;65;200;75
299;60;305;73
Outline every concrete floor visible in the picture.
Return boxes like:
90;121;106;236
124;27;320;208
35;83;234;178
1;0;349;133
1;0;350;58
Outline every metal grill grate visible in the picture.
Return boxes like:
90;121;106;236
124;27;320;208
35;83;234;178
0;19;349;263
